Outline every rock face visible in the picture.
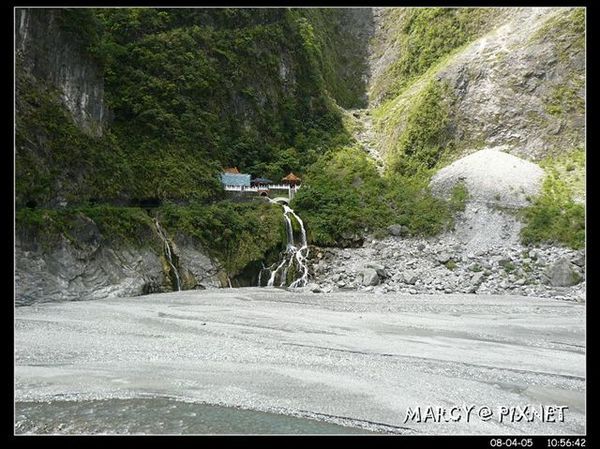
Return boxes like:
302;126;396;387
15;237;162;305
15;229;221;306
16;8;107;136
543;257;583;287
365;262;387;278
173;234;222;290
370;7;584;161
439;8;584;161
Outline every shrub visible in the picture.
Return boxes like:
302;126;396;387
292;146;453;246
520;168;585;249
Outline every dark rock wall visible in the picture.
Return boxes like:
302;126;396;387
16;8;107;136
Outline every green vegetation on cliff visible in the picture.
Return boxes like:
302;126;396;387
383;79;456;177
290;8;370;108
520;149;585;249
15;70;132;206
16;8;355;208
292;146;452;246
16;205;157;250
372;8;496;102
16;7;586;268
158;200;284;278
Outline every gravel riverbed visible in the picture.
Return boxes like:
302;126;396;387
15;288;585;435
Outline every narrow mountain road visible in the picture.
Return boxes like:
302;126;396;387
15;289;585;434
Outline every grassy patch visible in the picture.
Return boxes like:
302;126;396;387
449;181;469;213
502;261;517;273
469;263;483;272
540;148;585;200
520;155;585;249
444;259;457;270
544;82;585;117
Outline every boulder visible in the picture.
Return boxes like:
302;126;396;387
365;263;387;278
571;251;585;268
402;271;419;285
361;268;380;286
467;272;486;293
481;261;493;270
543;258;583;287
387;224;409;237
497;257;512;267
471;271;486;285
306;283;322;293
392;273;403;282
437;252;451;264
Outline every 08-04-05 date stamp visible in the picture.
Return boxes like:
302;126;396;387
489;438;586;447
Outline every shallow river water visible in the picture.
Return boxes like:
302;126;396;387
15;397;374;434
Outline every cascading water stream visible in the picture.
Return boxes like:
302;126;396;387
264;200;310;288
154;218;182;292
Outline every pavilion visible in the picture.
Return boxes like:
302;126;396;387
282;172;301;186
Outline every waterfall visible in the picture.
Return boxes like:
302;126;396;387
257;262;267;287
154;219;182;292
264;201;310;288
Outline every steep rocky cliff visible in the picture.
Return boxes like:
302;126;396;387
14;208;222;305
16;9;108;136
369;7;583;247
370;7;584;165
15;8;358;303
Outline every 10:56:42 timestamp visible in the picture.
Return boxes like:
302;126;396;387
547;438;586;447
